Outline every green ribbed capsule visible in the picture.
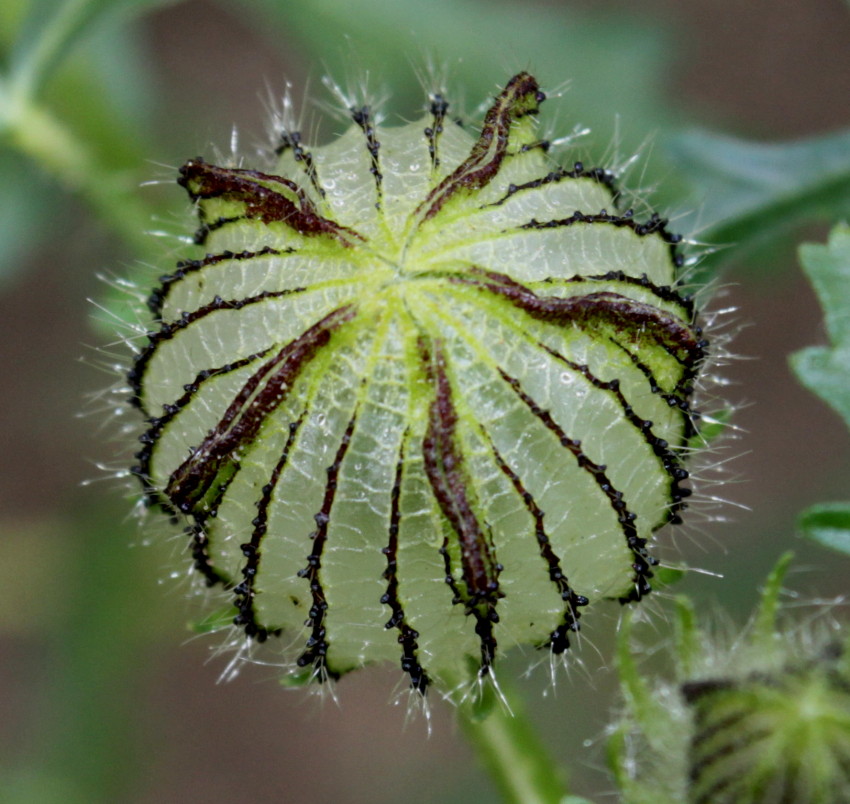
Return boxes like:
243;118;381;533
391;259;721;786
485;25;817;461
129;73;705;693
684;653;850;804
611;556;850;804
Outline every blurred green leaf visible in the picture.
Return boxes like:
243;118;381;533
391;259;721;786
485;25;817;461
797;223;850;346
788;213;850;561
0;1;176;295
44;18;158;164
8;0;178;100
0;0;30;54
793;343;850;426
790;224;850;429
0;147;58;285
798;502;850;555
666;128;850;276
233;0;676;155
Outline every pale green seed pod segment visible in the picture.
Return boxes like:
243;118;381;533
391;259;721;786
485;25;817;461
129;73;706;695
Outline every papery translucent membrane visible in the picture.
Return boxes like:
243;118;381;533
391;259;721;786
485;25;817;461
130;73;705;693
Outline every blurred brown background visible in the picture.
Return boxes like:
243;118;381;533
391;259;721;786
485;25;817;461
1;1;849;801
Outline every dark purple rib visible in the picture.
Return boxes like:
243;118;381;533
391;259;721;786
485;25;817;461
274;130;325;198
131;348;271;512
295;412;358;678
482;162;618;209
178;158;364;245
147;246;288;317
380;439;430;693
536;342;692;529
415;72;544;222
519;209;686;269
164;305;355;514
540;268;695;319
424;94;449;171
350;106;383;206
450;268;705;368
484;433;589;654
498;368;656;603
420;339;502;670
129;288;314;414
232;411;306;642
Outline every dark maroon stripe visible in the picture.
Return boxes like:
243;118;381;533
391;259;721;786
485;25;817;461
610;337;702;447
408;263;693;318
424;94;449;171
232;412;306;642
422;342;501;600
519;209;686;269
164;305;356;515
129;287;316;414
484;433;589;654
191;215;242;245
483;161;618;210
349;106;383;206
415;72;545;222
131;348;271;516
420;339;501;669
187;523;230;588
147;246;288;317
537;342;692;528
540;268;695;318
274;130;325;198
498;368;656;602
183;459;247;589
295;412;359;678
178;158;364;245
450;269;705;369
380;438;429;693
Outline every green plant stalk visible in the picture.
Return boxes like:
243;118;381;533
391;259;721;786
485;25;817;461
455;677;586;804
0;85;158;257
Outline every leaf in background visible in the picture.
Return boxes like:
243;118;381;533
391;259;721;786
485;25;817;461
665;128;850;277
791;224;850;428
0;2;180;295
0;0;30;57
0;147;58;286
798;502;850;555
231;0;676;158
791;225;850;557
8;0;179;100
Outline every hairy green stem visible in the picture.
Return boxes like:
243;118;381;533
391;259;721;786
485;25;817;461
455;676;590;804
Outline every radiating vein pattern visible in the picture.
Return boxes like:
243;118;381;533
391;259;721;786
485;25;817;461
130;72;707;693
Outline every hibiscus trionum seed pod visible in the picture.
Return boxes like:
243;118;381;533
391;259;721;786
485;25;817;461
128;72;707;695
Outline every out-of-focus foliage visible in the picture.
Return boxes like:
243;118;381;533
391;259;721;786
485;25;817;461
792;225;850;556
668;130;850;281
2;2;850;803
610;554;850;804
792;225;850;429
234;0;676;144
